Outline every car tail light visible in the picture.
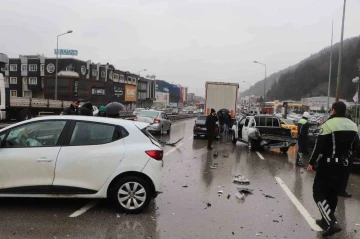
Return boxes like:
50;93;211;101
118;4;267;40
195;126;201;129
215;127;219;131
154;118;161;124
146;150;163;160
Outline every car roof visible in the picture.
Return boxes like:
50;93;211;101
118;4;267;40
0;116;138;131
139;110;162;113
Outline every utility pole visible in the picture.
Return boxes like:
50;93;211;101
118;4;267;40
327;21;334;111
335;0;347;101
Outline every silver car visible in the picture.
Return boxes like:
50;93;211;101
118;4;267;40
135;110;171;135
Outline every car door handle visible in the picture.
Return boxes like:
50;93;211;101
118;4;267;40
37;157;53;162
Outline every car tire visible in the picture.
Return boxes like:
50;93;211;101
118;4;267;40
110;176;152;214
18;109;31;121
280;147;289;153
231;132;237;144
248;139;258;151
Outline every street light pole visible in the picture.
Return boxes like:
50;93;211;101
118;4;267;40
335;0;347;101
254;61;267;102
327;21;334;111
243;81;252;111
55;30;73;100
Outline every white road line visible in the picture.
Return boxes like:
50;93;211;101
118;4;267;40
69;200;100;218
164;143;184;156
274;177;322;232
256;151;265;160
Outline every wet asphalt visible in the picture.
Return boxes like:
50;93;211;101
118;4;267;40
1;118;360;239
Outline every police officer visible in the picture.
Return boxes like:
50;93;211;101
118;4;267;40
307;101;359;237
206;108;218;150
296;111;310;167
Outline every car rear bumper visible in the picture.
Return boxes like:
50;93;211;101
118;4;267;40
147;123;161;131
193;129;220;136
142;158;163;193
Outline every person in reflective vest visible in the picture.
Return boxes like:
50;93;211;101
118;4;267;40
307;101;359;237
295;111;310;167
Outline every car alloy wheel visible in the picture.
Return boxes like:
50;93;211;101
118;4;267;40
118;182;147;210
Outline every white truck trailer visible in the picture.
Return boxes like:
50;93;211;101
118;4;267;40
0;73;71;121
205;81;239;119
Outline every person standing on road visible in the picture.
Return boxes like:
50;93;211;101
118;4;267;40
79;102;94;116
206;108;218;150
62;99;80;115
338;112;356;198
97;105;107;117
295;111;310;167
307;101;359;237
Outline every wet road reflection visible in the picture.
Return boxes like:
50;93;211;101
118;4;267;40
0;119;359;238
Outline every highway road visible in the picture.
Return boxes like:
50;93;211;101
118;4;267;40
0;118;359;239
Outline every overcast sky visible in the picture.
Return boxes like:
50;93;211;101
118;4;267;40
1;0;360;96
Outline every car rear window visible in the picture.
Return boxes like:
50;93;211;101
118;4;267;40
138;111;159;117
197;116;207;120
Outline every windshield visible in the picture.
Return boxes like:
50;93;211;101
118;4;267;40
138;111;159;118
135;108;145;112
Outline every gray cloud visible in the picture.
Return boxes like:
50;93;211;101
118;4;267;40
1;0;359;96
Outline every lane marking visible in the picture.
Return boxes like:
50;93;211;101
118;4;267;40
274;177;322;232
256;151;265;160
164;143;184;156
69;200;100;218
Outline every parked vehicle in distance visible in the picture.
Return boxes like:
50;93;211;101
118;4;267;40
205;82;239;119
133;108;145;116
0;73;71;121
134;110;171;135
0;116;163;213
232;115;296;153
280;118;298;137
193;114;220;139
171;108;179;115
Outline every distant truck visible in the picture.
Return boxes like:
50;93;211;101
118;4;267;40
0;73;70;121
205;81;239;119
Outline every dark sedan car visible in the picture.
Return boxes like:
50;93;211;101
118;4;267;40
306;126;360;168
193;115;220;139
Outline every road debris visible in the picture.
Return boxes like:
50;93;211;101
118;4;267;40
218;190;224;194
355;223;360;226
273;220;279;223
204;202;212;210
213;151;218;157
233;175;250;184
263;194;275;199
237;188;253;195
210;165;218;169
182;185;188;188
236;192;245;200
116;214;120;218
227;194;231;199
223;154;229;158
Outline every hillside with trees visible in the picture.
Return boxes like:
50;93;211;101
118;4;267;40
240;35;360;102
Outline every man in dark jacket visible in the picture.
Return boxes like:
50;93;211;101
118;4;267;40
206;108;218;150
295;111;310;167
79;102;93;116
62;99;80;115
307;101;359;237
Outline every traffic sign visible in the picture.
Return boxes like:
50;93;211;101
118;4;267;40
54;49;78;56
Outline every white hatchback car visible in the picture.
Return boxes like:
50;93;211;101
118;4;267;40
0;116;163;213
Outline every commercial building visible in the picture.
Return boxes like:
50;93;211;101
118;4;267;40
301;96;346;111
137;77;156;108
2;53;156;110
154;92;169;108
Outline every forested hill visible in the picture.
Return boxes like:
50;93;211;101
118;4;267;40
240;35;360;102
